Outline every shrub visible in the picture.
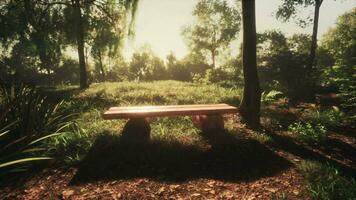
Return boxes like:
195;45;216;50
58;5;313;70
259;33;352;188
261;90;283;103
298;160;356;200
0;83;71;176
45;125;94;164
311;108;343;129
288;122;327;143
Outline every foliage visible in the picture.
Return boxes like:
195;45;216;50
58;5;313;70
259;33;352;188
0;83;71;176
0;0;139;86
129;46;168;81
193;67;241;86
261;90;283;103
45;124;94;164
320;8;356;119
257;30;314;100
298;160;356;200
0;0;65;77
89;1;131;81
165;52;191;81
53;58;80;84
276;0;317;27
311;108;343;129
288;122;327;143
321;8;356;67
165;52;211;82
182;0;240;68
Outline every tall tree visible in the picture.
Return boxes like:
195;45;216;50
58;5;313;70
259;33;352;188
320;8;356;117
89;0;127;82
0;0;139;88
129;45;167;81
276;0;324;98
239;0;261;127
0;0;64;83
72;0;88;88
182;0;240;68
67;0;139;88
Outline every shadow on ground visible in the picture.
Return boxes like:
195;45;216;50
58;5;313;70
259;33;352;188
70;129;292;184
264;129;356;177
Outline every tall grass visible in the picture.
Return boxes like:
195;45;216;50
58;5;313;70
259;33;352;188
0;83;72;176
298;160;356;200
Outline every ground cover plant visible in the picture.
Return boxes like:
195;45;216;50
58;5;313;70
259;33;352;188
0;83;72;176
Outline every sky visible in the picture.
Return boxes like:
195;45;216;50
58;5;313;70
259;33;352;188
123;0;356;59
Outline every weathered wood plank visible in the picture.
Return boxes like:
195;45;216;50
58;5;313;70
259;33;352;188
103;104;237;119
108;104;230;111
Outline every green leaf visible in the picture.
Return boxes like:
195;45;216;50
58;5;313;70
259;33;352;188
22;148;46;153
0;130;10;137
0;157;52;168
28;132;66;146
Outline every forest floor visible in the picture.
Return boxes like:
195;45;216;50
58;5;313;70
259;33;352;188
1;81;355;199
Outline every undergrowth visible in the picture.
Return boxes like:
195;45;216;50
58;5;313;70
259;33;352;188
297;160;356;200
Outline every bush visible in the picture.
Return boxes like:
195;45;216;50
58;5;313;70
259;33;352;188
53;58;79;84
288;122;327;143
311;108;343;129
0;83;71;176
261;90;283;103
45;125;94;164
298;160;356;200
322;65;356;121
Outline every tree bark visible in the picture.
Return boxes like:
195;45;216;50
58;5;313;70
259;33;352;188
305;0;322;100
98;51;106;81
73;0;88;89
308;0;322;71
239;0;261;128
211;49;216;69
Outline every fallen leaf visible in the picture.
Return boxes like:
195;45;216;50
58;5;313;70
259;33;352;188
192;193;201;197
157;187;165;195
62;189;74;199
266;187;278;193
207;180;216;187
170;185;180;190
222;190;234;199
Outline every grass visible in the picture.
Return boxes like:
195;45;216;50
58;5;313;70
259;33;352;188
48;81;292;183
297;160;356;200
46;81;243;164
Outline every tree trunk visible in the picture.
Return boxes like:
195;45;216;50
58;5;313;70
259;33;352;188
98;51;106;81
239;0;261;128
308;0;322;71
211;49;216;69
73;0;88;89
305;0;322;100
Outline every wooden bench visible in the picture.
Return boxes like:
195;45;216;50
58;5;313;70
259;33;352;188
103;104;238;140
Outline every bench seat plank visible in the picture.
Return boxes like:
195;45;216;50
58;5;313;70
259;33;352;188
108;103;231;111
103;104;237;119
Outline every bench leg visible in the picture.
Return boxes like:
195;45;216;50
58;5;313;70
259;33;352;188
192;114;224;133
122;118;151;142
